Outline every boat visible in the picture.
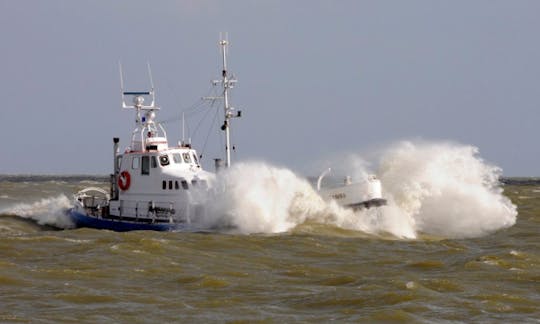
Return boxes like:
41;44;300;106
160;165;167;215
67;37;387;231
67;39;240;231
316;168;387;210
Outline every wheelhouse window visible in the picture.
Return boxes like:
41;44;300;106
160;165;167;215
181;180;189;190
132;156;140;169
192;153;199;166
151;156;158;168
173;153;182;164
182;153;192;164
141;156;150;175
159;154;170;166
162;180;182;190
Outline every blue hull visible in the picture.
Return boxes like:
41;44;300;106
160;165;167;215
67;209;185;232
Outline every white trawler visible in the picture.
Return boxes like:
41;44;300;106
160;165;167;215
68;39;241;231
68;38;386;232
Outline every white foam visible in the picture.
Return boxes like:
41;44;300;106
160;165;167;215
204;162;329;233
1;195;74;228
377;141;517;238
202;140;516;239
204;161;417;238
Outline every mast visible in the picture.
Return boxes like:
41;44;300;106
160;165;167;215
221;39;232;168
207;36;241;168
203;34;242;168
119;63;166;152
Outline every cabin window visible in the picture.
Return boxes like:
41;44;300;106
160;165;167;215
182;153;192;164
181;180;189;190
175;181;179;190
173;153;182;164
169;180;173;190
141;156;150;175
159;154;170;166
132;156;140;169
151;156;158;168
162;180;166;190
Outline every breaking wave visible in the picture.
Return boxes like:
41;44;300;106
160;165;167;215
377;141;517;238
204;141;517;239
0;195;74;229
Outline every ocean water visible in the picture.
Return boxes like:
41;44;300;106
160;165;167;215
0;142;538;323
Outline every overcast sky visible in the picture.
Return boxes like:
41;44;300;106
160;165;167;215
0;1;539;176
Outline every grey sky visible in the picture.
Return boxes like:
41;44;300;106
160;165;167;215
0;1;538;176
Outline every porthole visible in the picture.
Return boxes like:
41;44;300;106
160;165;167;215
159;155;170;166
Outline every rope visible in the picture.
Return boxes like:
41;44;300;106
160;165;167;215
200;103;221;161
190;102;215;140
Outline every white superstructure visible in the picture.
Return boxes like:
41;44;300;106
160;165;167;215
69;38;240;231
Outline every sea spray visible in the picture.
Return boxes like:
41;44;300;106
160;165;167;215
377;141;517;238
205;162;330;233
204;141;516;239
204;162;417;237
307;153;418;238
1;195;74;228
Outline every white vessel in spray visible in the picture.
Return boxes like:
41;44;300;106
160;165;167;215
67;37;386;232
67;39;240;231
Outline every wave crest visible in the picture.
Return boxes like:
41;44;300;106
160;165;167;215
203;141;516;239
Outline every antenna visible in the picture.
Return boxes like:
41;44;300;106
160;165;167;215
147;62;156;107
147;62;155;89
118;62;167;153
181;112;185;145
118;62;158;111
119;62;127;108
219;32;229;45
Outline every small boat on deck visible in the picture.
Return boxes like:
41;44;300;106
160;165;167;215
316;168;387;210
67;39;240;231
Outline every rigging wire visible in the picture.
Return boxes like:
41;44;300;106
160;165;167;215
199;103;221;161
158;84;216;125
152;77;228;163
189;102;215;140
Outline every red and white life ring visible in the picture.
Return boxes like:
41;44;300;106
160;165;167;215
118;171;131;191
